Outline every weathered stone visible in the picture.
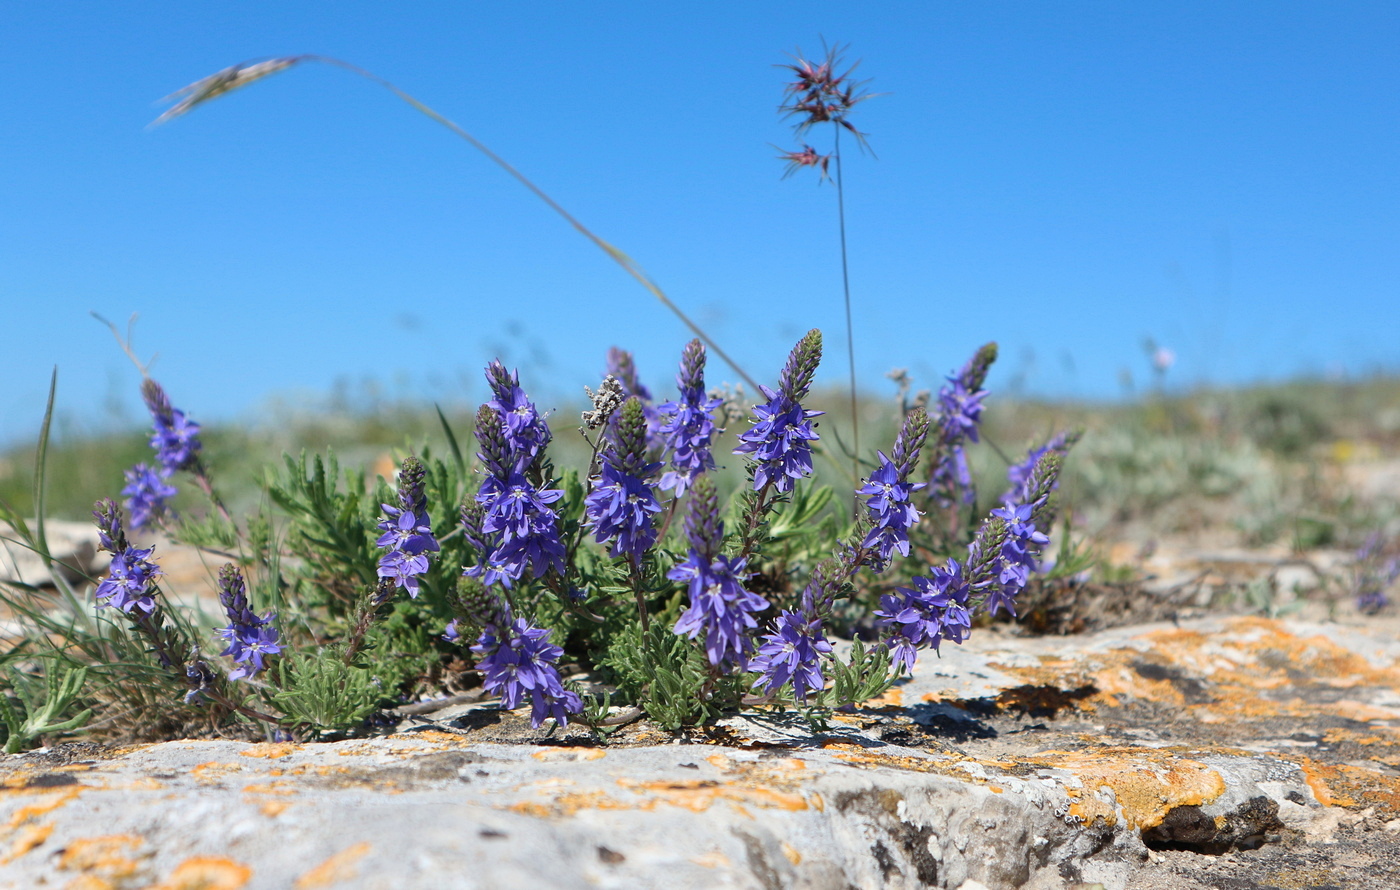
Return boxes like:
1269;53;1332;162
2;616;1399;889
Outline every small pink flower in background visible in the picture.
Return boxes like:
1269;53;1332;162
1152;346;1176;373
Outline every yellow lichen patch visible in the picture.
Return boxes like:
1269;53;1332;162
616;777;811;813
389;730;465;744
191;762;242;784
146;856;252;890
57;834;146;882
705;753;731;769
781;841;803;864
550;790;631;816
2;785;83;833
258;800;291;818
294;842;372;889
239;742;298;759
240;781;297;796
0;821;52;864
508;801;554;818
531;748;605;762
1295;757;1400;815
1026;749;1225;831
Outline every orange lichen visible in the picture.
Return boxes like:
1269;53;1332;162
192;762;242;783
531;748;606;762
1295;757;1400;815
57;834;146;881
147;856;253;890
293;842;372;889
239;742;299;759
1025;749;1226;830
0;821;52;864
616;777;810;813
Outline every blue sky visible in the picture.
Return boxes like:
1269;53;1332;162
3;2;1398;444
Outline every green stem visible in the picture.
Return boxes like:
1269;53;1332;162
833;127;860;509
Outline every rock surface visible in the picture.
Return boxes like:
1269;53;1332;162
4;616;1400;889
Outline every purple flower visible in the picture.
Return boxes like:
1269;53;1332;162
671;553;768;671
141;379;202;474
1002;432;1075;507
857;452;925;570
585;463;662;560
442;619;461;643
927;345;996;507
585;398;662;560
472;613;582;728
121;464;178;531
735;330;824;494
750;610;832;701
214;564;282;681
657;339;723;495
471;406;568;583
876;559;972;673
982;504;1051;618
376;458;439;598
95;544;162;614
485;361;552;466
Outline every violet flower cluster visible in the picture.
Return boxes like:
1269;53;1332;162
734;329;824;494
215;564;282;681
470;597;581;728
749;610;833;701
876;559;972;673
465;364;567;586
928;345;995;508
585;397;662;560
120;380;204;529
669;477;768;671
657;339;723;495
92;499;161;615
1354;534;1400;613
376;457;440;597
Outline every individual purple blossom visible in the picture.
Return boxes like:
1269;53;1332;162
750;610;832;702
669;477;768;671
471;610;582;728
485;361;552;467
734;330;824;494
585;397;662;560
876;559;973;673
442;620;461;643
858;452;926;571
376;457;439;598
141;379;202;474
214;565;282;681
121;463;178;530
95;543;162;614
657;339;723;495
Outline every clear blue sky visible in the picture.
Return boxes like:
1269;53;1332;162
4;2;1398;444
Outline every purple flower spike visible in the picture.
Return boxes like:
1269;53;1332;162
141;379;202;474
92;499;127;554
215;564;282;681
472;612;582;728
734;331;825;494
585;398;662;560
669;478;768;671
485;361;552;466
376;457;439;598
857;452;926;571
750;610;832;701
470;406;568;583
658;339;723;495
